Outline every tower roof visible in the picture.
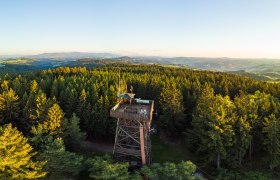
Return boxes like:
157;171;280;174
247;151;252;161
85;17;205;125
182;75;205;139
118;93;135;100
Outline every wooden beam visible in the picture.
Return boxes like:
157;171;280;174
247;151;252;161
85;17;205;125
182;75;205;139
113;118;120;155
119;126;141;144
140;126;146;165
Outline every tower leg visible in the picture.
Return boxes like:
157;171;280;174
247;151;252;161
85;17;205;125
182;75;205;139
140;126;146;165
113;118;120;156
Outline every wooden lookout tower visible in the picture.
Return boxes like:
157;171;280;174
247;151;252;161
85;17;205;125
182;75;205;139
110;93;154;165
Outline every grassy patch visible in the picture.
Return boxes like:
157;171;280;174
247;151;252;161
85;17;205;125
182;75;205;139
151;136;197;164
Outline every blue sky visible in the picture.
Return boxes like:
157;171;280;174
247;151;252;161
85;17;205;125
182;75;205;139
1;0;280;58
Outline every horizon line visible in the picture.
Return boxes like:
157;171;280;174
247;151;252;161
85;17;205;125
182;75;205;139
1;51;280;60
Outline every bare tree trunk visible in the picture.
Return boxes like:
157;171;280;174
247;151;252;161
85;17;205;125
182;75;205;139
217;153;221;169
239;149;242;166
249;140;252;161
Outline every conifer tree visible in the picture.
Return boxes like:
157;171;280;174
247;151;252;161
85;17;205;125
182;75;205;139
22;93;36;122
1;80;9;92
159;81;185;136
230;93;253;166
50;79;58;98
141;161;197;180
192;86;235;169
43;103;64;135
0;88;20;124
262;114;280;169
30;80;38;94
65;88;78;117
37;137;83;179
62;113;86;150
34;91;52;123
0;124;46;179
11;77;23;97
86;155;134;179
77;89;89;129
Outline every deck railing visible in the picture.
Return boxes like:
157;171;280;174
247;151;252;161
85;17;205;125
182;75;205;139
110;110;149;122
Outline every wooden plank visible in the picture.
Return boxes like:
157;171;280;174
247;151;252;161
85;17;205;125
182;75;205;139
140;126;146;165
119;127;141;144
113;118;120;155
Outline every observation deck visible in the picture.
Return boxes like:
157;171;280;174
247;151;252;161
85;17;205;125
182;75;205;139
110;95;154;122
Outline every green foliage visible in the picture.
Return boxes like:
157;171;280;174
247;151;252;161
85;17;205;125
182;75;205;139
230;93;253;167
262;114;280;169
85;155;139;179
37;137;83;179
242;171;272;180
192;86;235;168
30;80;38;93
0;124;46;179
61;113;86;150
159;81;186;135
0;88;19;124
92;95;114;138
151;136;197;163
140;164;159;179
43;103;64;135
29;91;53;123
2;64;280;177
216;169;271;180
141;161;196;180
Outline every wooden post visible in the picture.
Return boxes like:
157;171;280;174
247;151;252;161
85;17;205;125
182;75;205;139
140;126;146;165
113;118;120;155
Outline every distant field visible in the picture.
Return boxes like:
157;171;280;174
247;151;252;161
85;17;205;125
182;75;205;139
1;56;280;82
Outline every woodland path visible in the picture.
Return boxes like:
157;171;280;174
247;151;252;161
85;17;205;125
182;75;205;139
82;140;114;154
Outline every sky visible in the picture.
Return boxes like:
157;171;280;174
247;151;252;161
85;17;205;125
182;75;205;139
0;0;280;58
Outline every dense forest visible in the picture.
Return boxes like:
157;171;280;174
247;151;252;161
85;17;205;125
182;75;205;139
1;64;280;179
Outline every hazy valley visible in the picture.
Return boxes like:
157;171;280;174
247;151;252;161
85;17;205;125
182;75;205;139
1;52;280;81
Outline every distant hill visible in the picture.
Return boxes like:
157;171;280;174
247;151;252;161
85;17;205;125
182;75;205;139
2;58;35;65
1;52;280;81
26;52;121;59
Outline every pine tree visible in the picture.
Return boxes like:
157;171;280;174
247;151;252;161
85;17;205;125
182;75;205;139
30;80;38;94
86;155;134;179
77;89;88;129
230;94;253;167
0;124;46;179
262;114;280;169
12;77;23;97
22;93;36;122
0;88;20;124
1;80;9;92
141;161;197;180
192;86;235;169
62;113;86;150
50;79;58;98
159;81;186;136
37;137;83;179
65;88;78;117
229;116;251;167
35;91;52;123
43;103;64;135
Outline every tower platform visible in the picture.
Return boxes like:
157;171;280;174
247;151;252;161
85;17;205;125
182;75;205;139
110;93;154;165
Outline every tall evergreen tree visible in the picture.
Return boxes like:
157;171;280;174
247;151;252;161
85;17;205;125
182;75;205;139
43;103;64;135
30;80;38;94
37;137;83;179
230;94;253;166
192;86;235;169
159;82;186;136
1;80;9;92
85;155;138;180
0;88;20;124
61;113;86;150
262;114;280;169
0;124;46;179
